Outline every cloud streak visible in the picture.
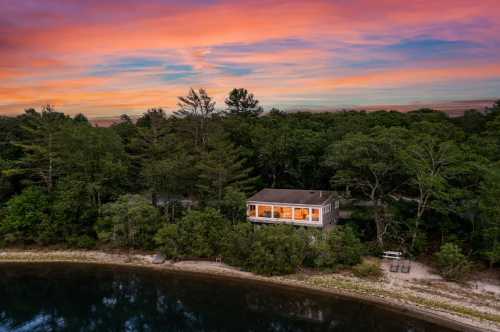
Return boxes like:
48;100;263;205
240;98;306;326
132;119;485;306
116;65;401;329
1;0;499;115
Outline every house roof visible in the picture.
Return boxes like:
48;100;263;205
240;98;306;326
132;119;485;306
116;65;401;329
247;188;334;206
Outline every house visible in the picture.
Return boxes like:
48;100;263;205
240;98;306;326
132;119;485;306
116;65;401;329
246;188;339;228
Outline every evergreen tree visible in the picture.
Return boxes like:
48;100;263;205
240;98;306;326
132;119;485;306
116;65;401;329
8;106;69;192
174;88;218;149
225;88;263;117
196;135;257;203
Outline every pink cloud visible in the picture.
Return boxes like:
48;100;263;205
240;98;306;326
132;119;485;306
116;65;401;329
1;0;499;115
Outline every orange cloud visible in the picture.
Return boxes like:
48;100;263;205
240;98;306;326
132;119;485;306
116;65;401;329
1;0;500;116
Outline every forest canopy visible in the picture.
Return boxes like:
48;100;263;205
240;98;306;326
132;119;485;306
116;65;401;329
1;90;500;275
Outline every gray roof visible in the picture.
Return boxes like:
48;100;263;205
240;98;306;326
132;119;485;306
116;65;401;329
247;189;334;206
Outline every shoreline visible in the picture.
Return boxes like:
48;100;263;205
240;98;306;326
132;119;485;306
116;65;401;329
0;250;498;332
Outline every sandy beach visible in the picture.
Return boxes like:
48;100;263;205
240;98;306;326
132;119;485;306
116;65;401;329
1;249;499;332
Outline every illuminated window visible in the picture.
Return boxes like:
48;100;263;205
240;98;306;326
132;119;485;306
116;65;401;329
273;206;292;219
294;208;309;221
258;205;272;218
247;205;256;217
312;208;320;221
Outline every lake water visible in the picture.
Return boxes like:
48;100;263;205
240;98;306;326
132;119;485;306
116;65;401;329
0;263;457;332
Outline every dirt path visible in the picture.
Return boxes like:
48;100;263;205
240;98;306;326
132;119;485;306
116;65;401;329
1;250;499;332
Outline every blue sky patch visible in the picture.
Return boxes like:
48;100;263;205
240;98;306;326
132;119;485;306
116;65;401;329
384;38;479;60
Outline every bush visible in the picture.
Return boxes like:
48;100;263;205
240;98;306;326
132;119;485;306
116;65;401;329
66;235;96;249
328;225;363;266
220;222;255;266
154;224;180;259
303;229;336;269
96;194;162;249
248;225;306;275
0;187;50;244
435;243;471;281
352;261;383;280
155;208;230;259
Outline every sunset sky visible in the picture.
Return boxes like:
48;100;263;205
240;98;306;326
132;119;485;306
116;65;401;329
1;0;499;117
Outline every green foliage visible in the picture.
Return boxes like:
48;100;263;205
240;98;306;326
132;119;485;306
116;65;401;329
434;243;471;280
328;226;364;266
96;194;162;249
155;208;229;259
225;88;263;117
478;164;500;267
324;127;408;246
174;88;218;149
352;261;384;280
305;231;337;270
2;90;500;272
303;226;364;270
248;225;306;275
178;208;229;257
51;178;98;243
196;135;256;203
65;235;96;249
154;224;181;259
220;222;255;266
0;186;50;244
219;187;247;223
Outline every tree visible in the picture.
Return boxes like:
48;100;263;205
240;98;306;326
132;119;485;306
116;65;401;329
324;127;408;246
248;225;306;275
328;226;363;266
0;186;50;244
57;123;129;215
251;122;292;188
134;109;190;206
399;127;465;251
224;88;263;117
0;116;24;202
435;243;471;280
219;187;247;224
485;100;500;115
7;106;69;192
51;178;97;247
154;223;180;259
220;223;255;266
174;88;218;149
95;195;162;249
155;208;229;258
196;135;256;203
478;164;500;268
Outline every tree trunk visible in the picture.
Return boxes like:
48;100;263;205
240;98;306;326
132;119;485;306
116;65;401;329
374;202;385;247
411;217;420;250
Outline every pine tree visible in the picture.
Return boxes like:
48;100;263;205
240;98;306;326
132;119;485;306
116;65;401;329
196;135;257;203
225;88;263;117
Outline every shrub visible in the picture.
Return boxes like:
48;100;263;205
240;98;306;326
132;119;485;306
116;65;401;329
219;187;247;224
155;208;230;259
328;225;363;266
0;187;50;244
220;222;255;266
352;261;383;280
303;229;336;270
177;208;229;258
96;194;162;249
66;235;96;249
248;225;306;275
154;224;180;259
434;243;471;281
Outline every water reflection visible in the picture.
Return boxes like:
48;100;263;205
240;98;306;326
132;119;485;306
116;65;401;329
0;263;455;332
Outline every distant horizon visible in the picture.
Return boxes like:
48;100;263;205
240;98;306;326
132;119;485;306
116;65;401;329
1;1;500;117
3;98;496;122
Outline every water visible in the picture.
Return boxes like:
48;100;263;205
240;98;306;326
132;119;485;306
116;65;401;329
0;263;456;332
